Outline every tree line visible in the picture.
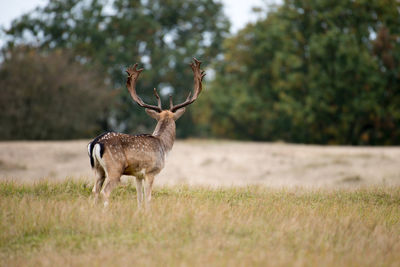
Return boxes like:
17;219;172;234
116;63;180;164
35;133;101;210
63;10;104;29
1;0;399;144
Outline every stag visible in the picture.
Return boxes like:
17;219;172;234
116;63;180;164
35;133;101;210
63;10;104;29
88;58;205;208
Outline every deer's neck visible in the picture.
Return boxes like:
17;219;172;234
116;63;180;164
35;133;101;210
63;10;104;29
152;118;176;153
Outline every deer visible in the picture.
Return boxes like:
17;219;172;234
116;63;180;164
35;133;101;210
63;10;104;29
87;58;205;209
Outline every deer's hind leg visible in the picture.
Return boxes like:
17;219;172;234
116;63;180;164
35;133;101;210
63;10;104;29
100;170;122;208
92;168;106;204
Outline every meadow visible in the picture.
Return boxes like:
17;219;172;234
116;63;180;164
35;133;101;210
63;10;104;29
1;140;400;266
1;180;400;266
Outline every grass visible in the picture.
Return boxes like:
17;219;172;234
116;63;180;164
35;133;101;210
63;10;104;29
1;180;400;266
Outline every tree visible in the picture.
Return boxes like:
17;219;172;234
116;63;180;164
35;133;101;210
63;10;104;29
5;0;230;137
0;46;110;140
195;0;400;145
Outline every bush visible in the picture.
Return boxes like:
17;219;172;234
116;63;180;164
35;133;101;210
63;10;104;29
0;46;111;140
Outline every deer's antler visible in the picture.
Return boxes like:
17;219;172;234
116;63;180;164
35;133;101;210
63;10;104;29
170;58;205;112
126;64;162;112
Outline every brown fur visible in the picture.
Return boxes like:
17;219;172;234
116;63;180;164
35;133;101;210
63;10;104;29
90;111;178;208
89;58;204;209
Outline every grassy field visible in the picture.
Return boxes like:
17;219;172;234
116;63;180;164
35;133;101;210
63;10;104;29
1;180;399;266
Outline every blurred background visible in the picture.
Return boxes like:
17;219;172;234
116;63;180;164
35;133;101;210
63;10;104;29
0;0;399;145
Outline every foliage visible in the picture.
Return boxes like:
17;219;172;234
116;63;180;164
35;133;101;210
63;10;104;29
0;46;110;140
196;0;400;144
4;0;229;137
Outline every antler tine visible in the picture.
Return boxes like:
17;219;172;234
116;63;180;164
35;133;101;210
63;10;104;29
169;95;173;110
153;88;162;110
126;64;162;112
170;58;205;112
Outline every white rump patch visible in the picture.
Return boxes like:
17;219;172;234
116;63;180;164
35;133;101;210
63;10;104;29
94;143;107;171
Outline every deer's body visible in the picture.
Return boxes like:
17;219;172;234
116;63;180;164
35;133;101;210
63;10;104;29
90;133;166;177
88;59;204;208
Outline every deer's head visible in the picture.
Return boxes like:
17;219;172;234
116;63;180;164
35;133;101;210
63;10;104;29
125;58;205;122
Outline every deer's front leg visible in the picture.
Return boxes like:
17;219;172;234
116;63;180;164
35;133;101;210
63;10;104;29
143;175;154;210
135;177;144;208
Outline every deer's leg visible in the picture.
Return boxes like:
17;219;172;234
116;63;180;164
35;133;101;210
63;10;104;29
143;174;155;210
135;177;144;208
100;173;121;208
92;168;105;204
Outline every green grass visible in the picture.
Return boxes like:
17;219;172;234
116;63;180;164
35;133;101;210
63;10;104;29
1;180;400;266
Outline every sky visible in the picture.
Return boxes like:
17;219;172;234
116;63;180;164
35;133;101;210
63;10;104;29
0;0;278;33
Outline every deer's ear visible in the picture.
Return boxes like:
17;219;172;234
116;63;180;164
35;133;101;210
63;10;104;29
173;108;186;120
145;108;161;120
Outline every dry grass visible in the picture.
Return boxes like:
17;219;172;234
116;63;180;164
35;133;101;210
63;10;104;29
1;140;400;187
1;180;400;266
1;140;399;265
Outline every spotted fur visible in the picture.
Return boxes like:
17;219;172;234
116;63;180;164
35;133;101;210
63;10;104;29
88;58;204;209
